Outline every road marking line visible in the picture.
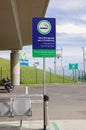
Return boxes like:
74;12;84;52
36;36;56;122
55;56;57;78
52;121;59;130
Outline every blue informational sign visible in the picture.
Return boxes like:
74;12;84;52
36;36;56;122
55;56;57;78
20;59;29;66
32;18;56;57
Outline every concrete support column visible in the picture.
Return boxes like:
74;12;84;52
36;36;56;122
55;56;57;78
10;50;20;86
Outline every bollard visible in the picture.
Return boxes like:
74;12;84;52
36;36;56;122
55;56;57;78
26;86;28;95
44;95;50;130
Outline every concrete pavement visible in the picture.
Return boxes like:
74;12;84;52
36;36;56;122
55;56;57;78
1;84;86;129
0;120;86;130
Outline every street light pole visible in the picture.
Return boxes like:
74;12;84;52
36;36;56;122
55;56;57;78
61;48;63;68
33;62;39;84
49;67;51;83
82;47;85;78
54;57;56;74
56;48;63;75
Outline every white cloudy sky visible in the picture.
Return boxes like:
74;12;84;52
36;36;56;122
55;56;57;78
46;0;86;71
0;0;86;72
47;0;86;49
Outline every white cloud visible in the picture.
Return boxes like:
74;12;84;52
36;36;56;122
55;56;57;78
56;23;86;35
79;14;86;21
63;46;83;57
0;51;10;59
49;0;86;11
22;45;32;58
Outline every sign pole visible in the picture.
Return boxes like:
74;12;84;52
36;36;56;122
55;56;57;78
43;58;46;130
43;58;46;96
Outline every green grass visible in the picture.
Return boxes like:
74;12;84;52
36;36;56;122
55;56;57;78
0;58;74;85
0;58;10;79
20;66;74;85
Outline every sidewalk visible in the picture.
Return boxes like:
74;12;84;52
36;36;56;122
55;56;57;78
0;120;86;130
55;120;86;130
0;120;57;130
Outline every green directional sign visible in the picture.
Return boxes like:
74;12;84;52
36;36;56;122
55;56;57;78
69;64;78;70
33;49;56;57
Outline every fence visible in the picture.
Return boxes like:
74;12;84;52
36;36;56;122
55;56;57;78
0;67;86;85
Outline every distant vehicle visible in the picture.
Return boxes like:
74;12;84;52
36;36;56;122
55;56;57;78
2;78;14;93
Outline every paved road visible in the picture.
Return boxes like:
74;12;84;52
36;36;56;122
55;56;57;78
1;83;86;120
47;83;86;120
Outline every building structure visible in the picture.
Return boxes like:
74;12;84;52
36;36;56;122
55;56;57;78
0;0;49;85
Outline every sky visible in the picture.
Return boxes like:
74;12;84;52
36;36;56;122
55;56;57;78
45;0;86;74
0;0;86;75
47;0;86;50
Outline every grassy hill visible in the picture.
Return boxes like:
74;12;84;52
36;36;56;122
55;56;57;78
20;66;74;85
0;58;74;85
0;58;10;80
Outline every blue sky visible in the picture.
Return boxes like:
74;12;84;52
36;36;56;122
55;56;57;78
0;0;86;74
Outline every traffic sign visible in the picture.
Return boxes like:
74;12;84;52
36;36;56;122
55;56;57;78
20;59;29;66
69;64;78;70
32;18;56;57
20;52;29;66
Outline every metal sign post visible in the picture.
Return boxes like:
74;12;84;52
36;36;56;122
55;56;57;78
43;58;46;130
43;58;46;96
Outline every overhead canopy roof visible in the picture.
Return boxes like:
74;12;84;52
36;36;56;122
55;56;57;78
0;0;49;50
